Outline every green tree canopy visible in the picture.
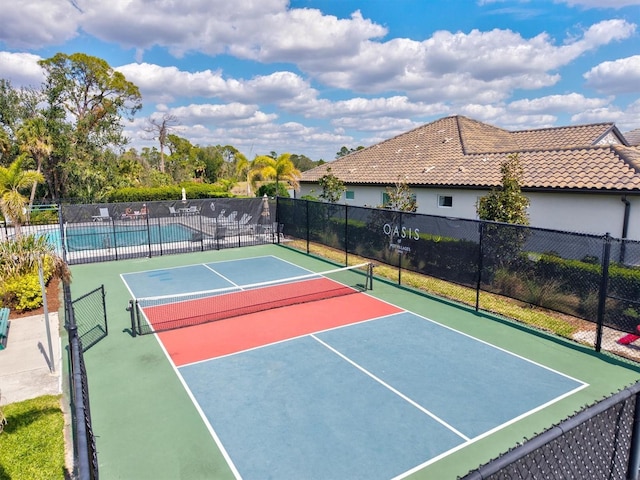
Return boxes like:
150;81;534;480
248;152;301;196
477;153;530;225
381;178;417;212
37;52;143;200
318;167;345;203
335;145;364;158
0;157;44;236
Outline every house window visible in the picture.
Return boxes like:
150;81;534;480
382;192;390;207
345;190;355;200
438;195;453;208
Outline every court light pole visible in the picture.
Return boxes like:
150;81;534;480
38;255;55;373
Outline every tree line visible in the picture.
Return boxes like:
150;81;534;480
0;52;340;212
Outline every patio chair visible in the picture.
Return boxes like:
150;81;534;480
168;206;179;217
92;207;110;222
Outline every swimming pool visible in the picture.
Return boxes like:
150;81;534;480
36;228;64;255
65;224;199;251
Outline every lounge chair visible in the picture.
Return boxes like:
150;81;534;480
92;208;110;222
168;206;179;217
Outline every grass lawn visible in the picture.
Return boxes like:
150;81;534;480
0;395;67;480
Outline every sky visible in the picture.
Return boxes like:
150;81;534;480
0;0;639;162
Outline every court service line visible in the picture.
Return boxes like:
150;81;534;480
310;334;471;442
202;263;241;288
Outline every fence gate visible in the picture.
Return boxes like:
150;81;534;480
71;285;108;352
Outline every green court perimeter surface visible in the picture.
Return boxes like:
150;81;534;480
69;244;640;480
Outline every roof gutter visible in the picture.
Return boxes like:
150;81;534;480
622;195;631;239
620;195;631;263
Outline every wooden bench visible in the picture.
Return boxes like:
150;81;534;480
0;308;9;350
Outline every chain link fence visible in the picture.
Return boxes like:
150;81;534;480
277;198;640;479
64;283;104;480
277;198;640;363
0;197;279;265
460;381;640;480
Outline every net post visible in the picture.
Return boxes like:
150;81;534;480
127;300;136;337
368;263;374;290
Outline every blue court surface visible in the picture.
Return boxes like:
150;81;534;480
121;255;314;298
178;312;586;479
120;255;588;479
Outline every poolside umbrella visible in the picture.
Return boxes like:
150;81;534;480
261;194;271;226
181;188;186;203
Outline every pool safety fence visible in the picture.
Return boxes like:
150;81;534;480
53;197;278;264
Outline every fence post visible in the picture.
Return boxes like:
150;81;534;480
595;233;612;352
306;200;310;255
344;204;348;266
111;217;118;261
398;211;403;285
58;202;68;264
475;222;485;312
145;213;152;258
628;391;640;480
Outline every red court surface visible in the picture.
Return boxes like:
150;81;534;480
157;293;403;366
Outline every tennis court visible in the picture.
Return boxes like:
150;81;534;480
71;245;640;479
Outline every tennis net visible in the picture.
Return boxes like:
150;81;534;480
132;262;373;335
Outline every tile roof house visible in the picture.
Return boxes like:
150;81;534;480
299;115;640;241
625;128;640;146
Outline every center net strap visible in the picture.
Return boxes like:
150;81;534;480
134;262;372;335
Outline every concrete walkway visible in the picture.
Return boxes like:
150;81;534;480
0;312;62;405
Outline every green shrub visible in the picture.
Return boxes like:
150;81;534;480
1;273;43;311
107;185;233;202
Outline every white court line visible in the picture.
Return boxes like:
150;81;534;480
150;333;244;479
202;262;241;288
311;333;471;442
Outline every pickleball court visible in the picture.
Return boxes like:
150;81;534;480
119;255;587;480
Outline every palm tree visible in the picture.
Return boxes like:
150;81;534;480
16;117;53;208
248;152;301;196
0;157;44;236
0;234;71;284
235;154;251;195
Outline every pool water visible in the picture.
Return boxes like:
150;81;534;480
36;228;64;255
66;224;198;251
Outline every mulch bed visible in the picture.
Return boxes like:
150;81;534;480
8;280;62;320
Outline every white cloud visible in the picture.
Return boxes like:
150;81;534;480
584;55;640;94
508;93;610;113
116;63;315;105
307;19;635;104
0;52;44;87
0;0;81;49
75;0;386;61
167;103;276;126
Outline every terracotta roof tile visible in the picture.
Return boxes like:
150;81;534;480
625;129;640;146
301;115;640;192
